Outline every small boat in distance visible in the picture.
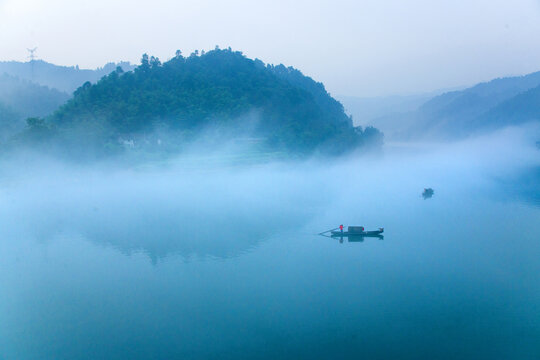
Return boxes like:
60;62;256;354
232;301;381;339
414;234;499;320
422;188;434;199
329;226;384;237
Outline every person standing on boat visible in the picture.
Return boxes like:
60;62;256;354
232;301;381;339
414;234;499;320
339;224;344;234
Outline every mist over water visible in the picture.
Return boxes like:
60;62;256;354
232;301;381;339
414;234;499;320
0;125;539;359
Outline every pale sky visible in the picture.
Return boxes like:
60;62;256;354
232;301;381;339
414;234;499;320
1;0;540;96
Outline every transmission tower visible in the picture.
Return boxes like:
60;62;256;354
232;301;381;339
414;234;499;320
27;47;38;80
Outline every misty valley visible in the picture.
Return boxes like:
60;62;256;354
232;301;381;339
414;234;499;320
0;49;539;359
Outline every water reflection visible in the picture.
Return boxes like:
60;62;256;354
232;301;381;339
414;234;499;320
0;163;323;262
0;192;315;263
20;205;311;262
77;213;303;262
320;233;384;243
345;234;384;242
496;166;540;207
1;135;539;359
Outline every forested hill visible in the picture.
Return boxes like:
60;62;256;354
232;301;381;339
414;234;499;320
44;48;381;155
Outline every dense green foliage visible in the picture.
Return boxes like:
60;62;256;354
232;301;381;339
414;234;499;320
44;48;381;156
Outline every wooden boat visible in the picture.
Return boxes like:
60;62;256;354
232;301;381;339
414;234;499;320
331;226;384;237
422;188;434;199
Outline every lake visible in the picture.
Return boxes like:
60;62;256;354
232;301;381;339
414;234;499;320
0;129;539;359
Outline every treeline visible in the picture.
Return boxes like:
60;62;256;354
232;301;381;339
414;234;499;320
19;48;382;158
7;48;382;160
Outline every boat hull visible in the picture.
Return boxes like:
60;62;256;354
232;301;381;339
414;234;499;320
331;229;384;237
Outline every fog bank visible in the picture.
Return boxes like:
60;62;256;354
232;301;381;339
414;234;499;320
0;124;538;260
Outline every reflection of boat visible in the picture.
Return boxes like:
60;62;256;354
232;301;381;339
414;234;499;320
347;234;384;241
330;226;384;237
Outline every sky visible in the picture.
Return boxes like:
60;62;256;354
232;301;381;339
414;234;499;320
1;0;540;97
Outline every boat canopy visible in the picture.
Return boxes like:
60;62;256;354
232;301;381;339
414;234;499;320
348;226;365;233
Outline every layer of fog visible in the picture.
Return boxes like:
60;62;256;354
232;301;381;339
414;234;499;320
0;123;538;261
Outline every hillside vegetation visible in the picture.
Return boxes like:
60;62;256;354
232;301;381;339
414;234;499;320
23;48;381;158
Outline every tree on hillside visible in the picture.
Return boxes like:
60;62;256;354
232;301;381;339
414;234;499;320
28;48;383;157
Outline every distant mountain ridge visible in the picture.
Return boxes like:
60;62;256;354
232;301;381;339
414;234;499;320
478;83;540;128
0;74;70;140
370;71;540;139
0;73;69;117
338;94;436;136
0;60;136;93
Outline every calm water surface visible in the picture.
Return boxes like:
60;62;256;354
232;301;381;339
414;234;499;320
0;138;539;359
